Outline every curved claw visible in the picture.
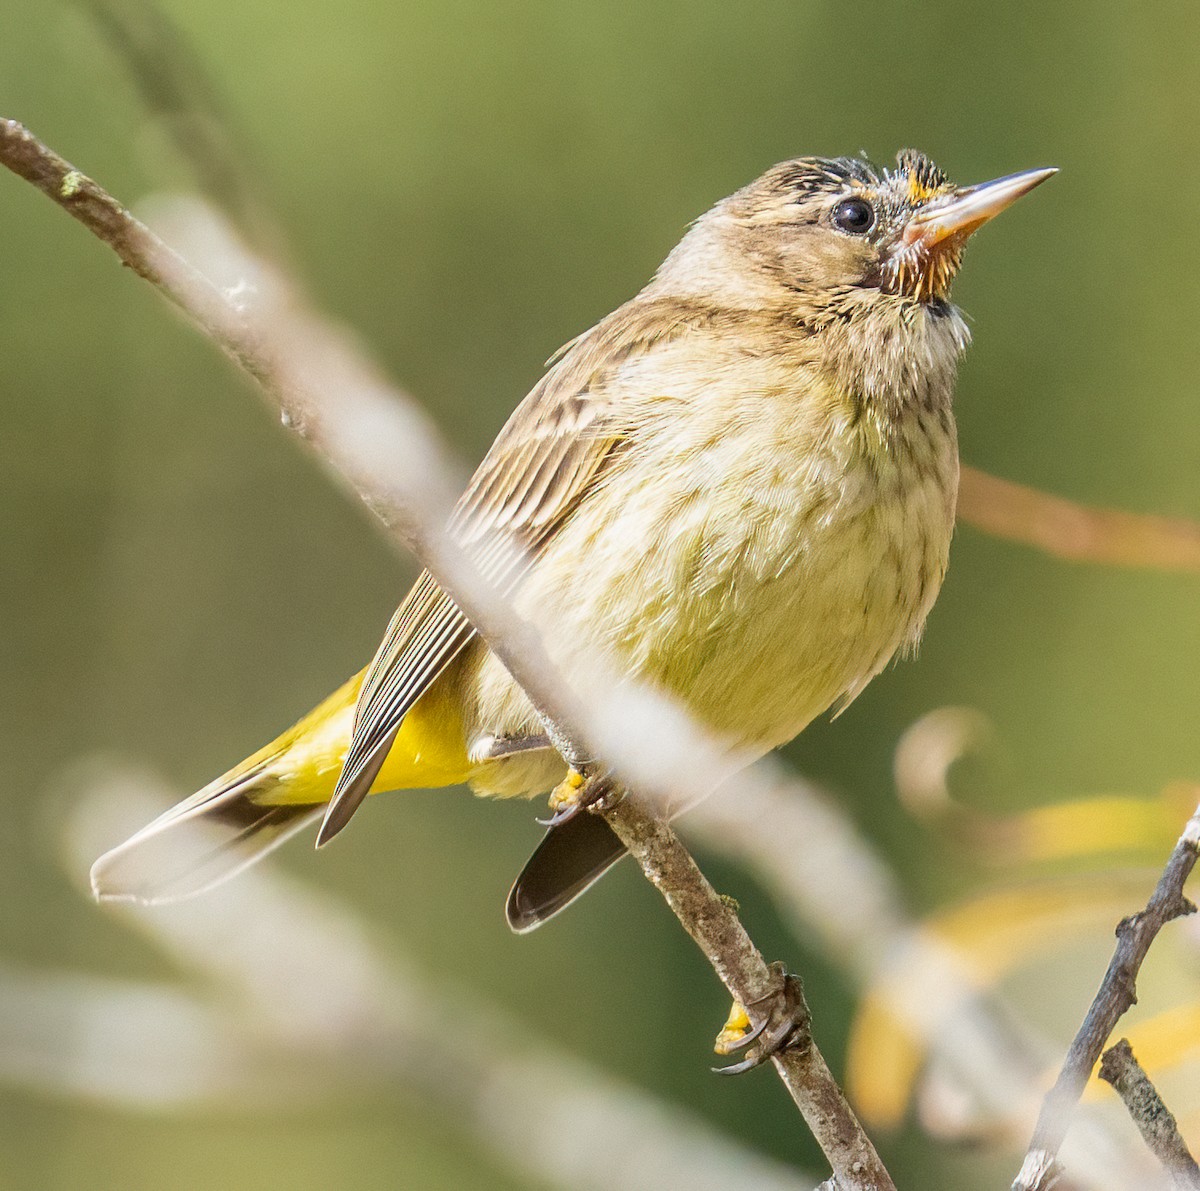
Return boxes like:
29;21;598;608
712;966;811;1076
713;1016;808;1075
713;1051;769;1077
535;802;585;828
586;777;625;814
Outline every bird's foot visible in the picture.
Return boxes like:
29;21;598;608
713;962;811;1075
538;767;622;827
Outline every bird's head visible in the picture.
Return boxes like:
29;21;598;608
655;150;1055;315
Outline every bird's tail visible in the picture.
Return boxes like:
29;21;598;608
89;753;323;905
506;813;628;932
90;670;471;905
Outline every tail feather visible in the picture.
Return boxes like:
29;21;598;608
90;758;321;905
506;814;628;932
90;668;474;906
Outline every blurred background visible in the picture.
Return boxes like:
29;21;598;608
3;1;1200;1187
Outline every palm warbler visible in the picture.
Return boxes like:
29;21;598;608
92;150;1054;929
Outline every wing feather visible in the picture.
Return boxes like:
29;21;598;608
319;297;714;841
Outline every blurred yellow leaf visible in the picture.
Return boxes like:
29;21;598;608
1007;786;1199;865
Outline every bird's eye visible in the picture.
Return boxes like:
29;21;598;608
832;197;875;234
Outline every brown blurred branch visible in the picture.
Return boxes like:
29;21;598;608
85;0;287;259
1013;805;1200;1191
0;119;893;1191
959;466;1200;572
1099;1040;1200;1190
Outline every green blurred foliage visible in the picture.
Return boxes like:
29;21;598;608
2;1;1200;1187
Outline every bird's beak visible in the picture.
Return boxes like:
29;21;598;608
903;167;1058;249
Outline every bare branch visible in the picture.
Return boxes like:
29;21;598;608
959;466;1200;573
605;797;894;1189
0;119;892;1189
1099;1040;1200;1190
1013;806;1200;1191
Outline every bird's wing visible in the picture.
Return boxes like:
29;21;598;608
317;305;675;844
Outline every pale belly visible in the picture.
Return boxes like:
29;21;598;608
461;396;958;798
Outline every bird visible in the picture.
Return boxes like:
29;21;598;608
92;149;1054;934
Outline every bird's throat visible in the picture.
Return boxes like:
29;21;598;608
820;294;969;426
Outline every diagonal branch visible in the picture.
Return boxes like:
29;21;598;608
0;118;893;1190
1012;805;1200;1191
688;776;1161;1191
1099;1039;1200;1191
605;796;890;1186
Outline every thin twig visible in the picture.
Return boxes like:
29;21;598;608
606;797;895;1189
1099;1040;1200;1191
959;466;1200;573
1012;805;1200;1191
85;0;286;259
0;118;892;1190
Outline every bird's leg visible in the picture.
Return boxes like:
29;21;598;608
528;709;623;827
471;732;553;761
712;962;811;1076
473;732;622;826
